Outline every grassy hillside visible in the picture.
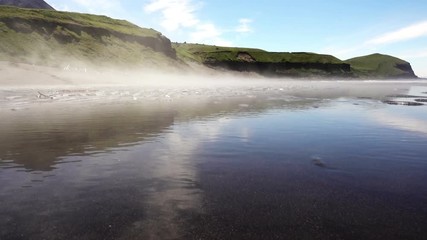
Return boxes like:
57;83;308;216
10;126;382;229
173;43;266;62
0;6;177;68
173;43;342;64
345;53;416;79
0;6;417;78
173;43;351;78
174;43;417;79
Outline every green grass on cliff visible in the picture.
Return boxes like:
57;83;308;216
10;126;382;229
0;6;415;78
174;43;416;78
0;6;177;68
173;43;343;64
345;53;412;78
0;6;158;37
172;43;265;62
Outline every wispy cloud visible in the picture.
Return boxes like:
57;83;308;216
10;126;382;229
320;45;367;59
190;23;232;46
366;21;427;45
236;18;253;33
321;20;427;60
144;0;252;46
400;49;427;59
144;0;200;32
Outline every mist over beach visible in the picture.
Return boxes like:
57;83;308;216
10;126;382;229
1;1;427;240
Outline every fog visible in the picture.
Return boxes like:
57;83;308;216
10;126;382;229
1;59;427;239
2;60;426;109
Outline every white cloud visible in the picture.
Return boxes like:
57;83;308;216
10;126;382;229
320;45;365;59
190;23;232;46
144;0;200;31
366;21;427;45
236;18;253;33
401;49;427;59
50;3;70;12
144;0;251;46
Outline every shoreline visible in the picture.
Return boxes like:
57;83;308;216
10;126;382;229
1;61;424;88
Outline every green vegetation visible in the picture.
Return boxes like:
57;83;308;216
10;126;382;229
174;43;417;79
0;6;417;78
0;6;159;37
173;43;342;64
173;43;351;78
0;6;177;68
345;53;416;78
173;43;266;62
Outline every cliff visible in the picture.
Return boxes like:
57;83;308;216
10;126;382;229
173;43;352;78
173;43;418;79
345;53;417;79
0;6;177;68
0;0;54;10
0;6;418;79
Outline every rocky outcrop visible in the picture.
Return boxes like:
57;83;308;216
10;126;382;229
204;60;352;77
394;63;417;78
0;0;54;10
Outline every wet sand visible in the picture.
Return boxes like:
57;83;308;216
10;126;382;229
1;62;427;239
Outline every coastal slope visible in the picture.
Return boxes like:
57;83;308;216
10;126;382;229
345;53;417;79
0;5;418;79
174;43;417;79
173;43;352;78
0;6;178;69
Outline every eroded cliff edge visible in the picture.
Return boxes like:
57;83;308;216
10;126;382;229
173;43;417;79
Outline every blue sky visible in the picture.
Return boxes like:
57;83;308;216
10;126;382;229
48;0;427;77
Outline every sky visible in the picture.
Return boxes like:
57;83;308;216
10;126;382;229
47;0;427;77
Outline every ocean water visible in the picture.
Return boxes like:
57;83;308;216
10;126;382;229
1;80;427;239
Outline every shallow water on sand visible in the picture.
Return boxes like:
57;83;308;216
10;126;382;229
1;81;427;239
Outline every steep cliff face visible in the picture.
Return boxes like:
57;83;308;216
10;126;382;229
204;60;351;77
0;0;54;10
174;44;417;79
0;6;177;67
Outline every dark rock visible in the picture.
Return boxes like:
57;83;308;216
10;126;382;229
0;0;55;10
395;63;417;78
414;99;427;103
382;100;424;106
311;157;326;168
386;94;427;98
237;52;256;62
204;61;352;78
